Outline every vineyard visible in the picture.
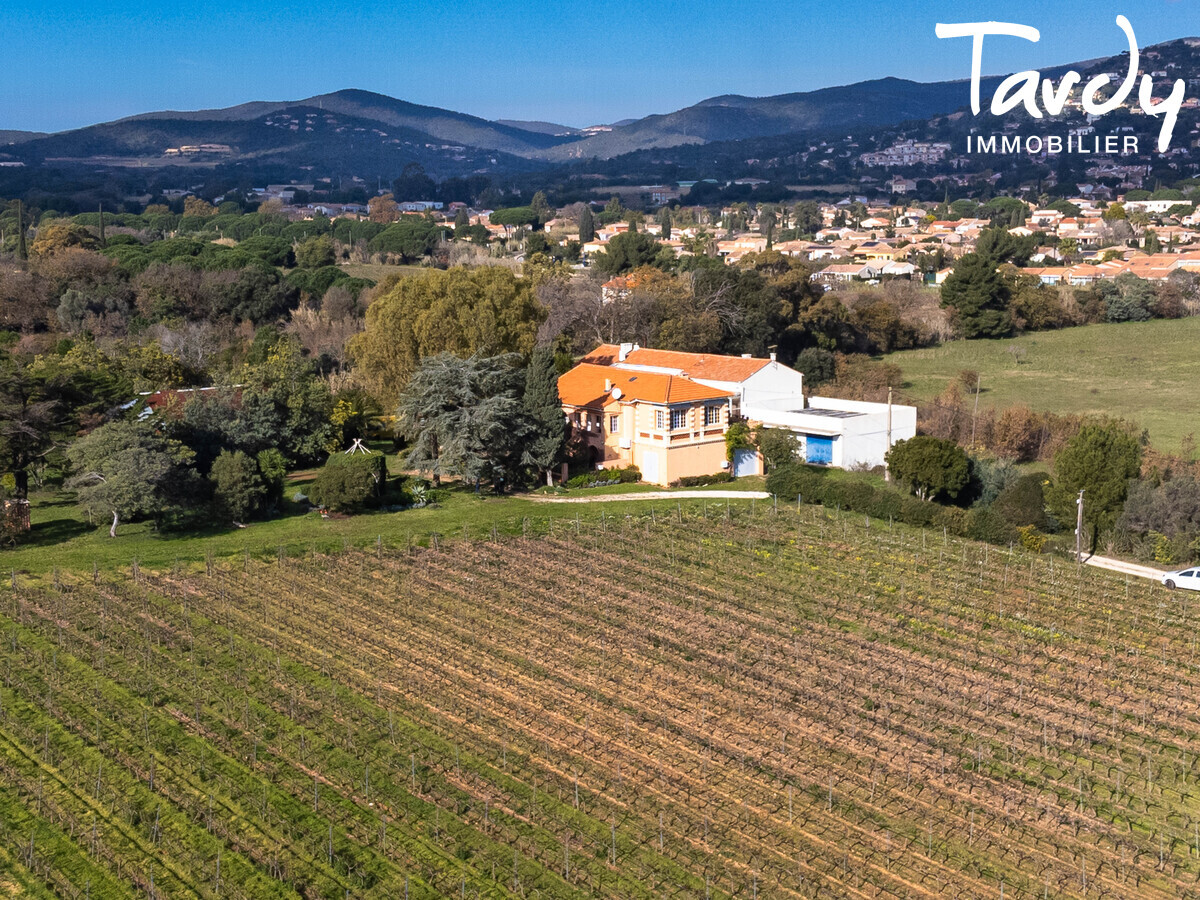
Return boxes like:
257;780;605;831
3;504;1200;898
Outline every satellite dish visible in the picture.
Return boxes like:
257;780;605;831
610;387;623;400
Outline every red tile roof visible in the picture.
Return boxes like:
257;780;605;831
558;363;732;409
581;344;772;383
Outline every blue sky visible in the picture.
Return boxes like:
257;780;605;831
4;0;1197;132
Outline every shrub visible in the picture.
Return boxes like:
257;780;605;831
993;473;1049;530
308;451;386;512
1017;525;1047;553
765;464;831;504
756;428;800;471
672;473;734;488
967;507;1018;545
886;436;971;502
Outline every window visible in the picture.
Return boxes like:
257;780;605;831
705;405;721;426
671;409;687;430
609;415;619;433
654;409;666;430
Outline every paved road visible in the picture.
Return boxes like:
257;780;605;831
527;490;772;504
1083;554;1167;581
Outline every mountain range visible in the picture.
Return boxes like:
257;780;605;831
0;39;1191;181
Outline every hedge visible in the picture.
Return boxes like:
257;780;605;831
766;463;976;538
671;473;734;488
567;465;641;489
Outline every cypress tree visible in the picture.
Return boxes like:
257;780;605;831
521;347;568;486
660;209;672;241
531;190;551;225
16;200;26;260
98;202;106;247
579;205;595;243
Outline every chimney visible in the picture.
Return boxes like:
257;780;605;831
618;342;633;362
770;352;777;363
741;353;752;359
604;379;612;392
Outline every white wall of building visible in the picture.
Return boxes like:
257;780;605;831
744;396;917;469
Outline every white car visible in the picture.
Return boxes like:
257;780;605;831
1163;568;1200;591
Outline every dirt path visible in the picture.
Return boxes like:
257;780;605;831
1083;554;1167;581
526;490;772;504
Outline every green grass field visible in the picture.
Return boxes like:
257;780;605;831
879;317;1200;454
4;477;770;583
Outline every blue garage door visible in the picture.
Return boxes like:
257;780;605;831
806;435;834;465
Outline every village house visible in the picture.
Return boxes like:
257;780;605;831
854;241;908;263
560;344;916;483
600;273;648;303
812;263;880;285
557;362;735;485
716;236;769;262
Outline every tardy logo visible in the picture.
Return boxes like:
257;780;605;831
936;16;1186;153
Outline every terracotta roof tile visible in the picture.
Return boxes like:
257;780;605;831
558;363;732;408
581;344;771;383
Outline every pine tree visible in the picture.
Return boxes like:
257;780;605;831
579;206;595;243
521;347;567;486
939;252;1013;339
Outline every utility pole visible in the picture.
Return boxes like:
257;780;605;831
1075;489;1085;561
885;386;893;482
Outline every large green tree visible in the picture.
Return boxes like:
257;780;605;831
593;231;668;275
367;218;445;262
66;420;198;536
397;353;529;490
234;336;335;466
940;252;1013;339
349;266;543;407
1046;421;1142;549
886;435;971;502
0;360;61;498
490;207;540;230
